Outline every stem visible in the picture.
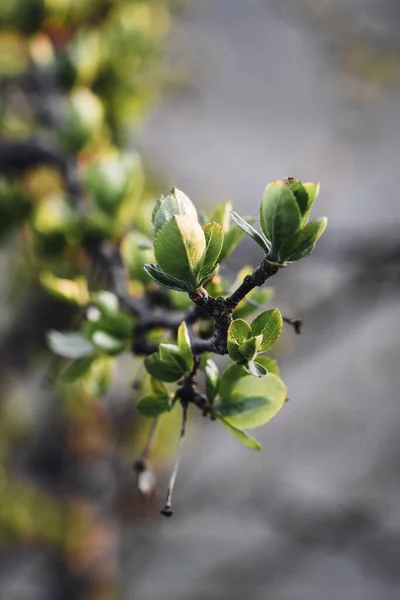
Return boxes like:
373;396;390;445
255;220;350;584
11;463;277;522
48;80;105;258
141;417;159;461
160;403;188;517
282;316;302;334
226;259;279;310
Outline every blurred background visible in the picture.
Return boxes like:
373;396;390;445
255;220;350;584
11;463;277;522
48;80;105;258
1;0;400;599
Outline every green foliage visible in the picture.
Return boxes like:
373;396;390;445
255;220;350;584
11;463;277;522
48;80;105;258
0;0;327;513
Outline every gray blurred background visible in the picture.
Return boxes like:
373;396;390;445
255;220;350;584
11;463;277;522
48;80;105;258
2;1;400;599
131;1;400;599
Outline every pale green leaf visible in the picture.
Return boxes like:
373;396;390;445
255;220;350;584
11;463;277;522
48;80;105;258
152;188;198;233
217;417;262;450
218;373;287;429
280;217;327;262
159;344;188;373
209;201;232;231
201;222;224;275
218;363;248;401
48;331;96;359
177;322;194;371
219;224;245;262
203;358;219;403
251;308;283;351
228;318;252;345
137;393;171;417
154;215;206;285
238;335;263;361
92;331;126;355
144;353;184;382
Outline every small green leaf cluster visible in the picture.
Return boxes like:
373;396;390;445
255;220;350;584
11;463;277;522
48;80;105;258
144;188;224;292
227;309;282;376
47;291;133;394
233;177;327;266
143;322;193;384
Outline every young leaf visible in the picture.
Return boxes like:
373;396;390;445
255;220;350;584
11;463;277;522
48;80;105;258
159;343;188;373
209;201;231;232
143;264;192;292
280;217;327;262
228;318;252;345
260;180;301;258
218;223;245;262
230;211;271;253
217;373;287;430
47;331;96;359
227;318;252;362
177;322;194;371
238;335;263;361
217;417;262;450
137;393;171;417
203;358;219;403
144;352;185;382
200;222;224;275
152;188;198;233
153;215;206;285
238;360;268;377
218;363;248;401
251;309;283;352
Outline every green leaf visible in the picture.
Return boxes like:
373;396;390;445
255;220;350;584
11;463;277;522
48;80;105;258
92;331;126;355
230;211;271;253
228;318;252;345
177;322;194;371
256;355;280;376
218;363;248;401
302;182;320;224
143;264;192;292
200;222;224;275
203;358;219;403
238;360;268;377
227;318;252;362
238;335;263;361
260;180;301;259
217;417;262;450
152;188;198;234
280;217;328;262
218;223;245;262
144;352;184;382
159;344;188;373
153;215;206;285
137;393;171;417
198;264;219;287
251;309;283;352
48;331;96;359
209;201;231;231
216;373;287;429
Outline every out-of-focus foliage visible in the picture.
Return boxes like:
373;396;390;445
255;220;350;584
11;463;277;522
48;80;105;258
0;0;182;590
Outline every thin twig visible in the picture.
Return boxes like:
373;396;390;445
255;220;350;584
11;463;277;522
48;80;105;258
160;403;188;517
